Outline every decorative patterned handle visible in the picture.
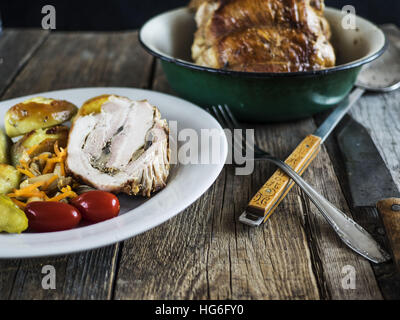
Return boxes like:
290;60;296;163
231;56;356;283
377;198;400;271
247;134;322;222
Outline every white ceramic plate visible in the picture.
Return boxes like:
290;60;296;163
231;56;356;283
0;87;228;258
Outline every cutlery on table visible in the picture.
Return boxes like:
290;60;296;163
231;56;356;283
209;104;390;264
240;33;400;228
338;116;400;270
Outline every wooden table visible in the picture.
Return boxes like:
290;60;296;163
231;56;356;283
0;26;399;300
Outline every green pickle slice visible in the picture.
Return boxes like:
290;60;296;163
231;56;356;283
0;195;28;234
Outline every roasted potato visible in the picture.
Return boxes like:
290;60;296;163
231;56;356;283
75;94;128;120
11;126;69;166
77;94;110;118
0;195;28;233
0;164;20;194
0;128;11;164
5;97;77;137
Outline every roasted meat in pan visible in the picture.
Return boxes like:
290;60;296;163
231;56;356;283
66;96;170;197
190;0;336;72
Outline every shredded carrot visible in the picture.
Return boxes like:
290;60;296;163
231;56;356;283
42;159;56;174
11;199;27;209
8;181;43;197
42;150;67;174
26;144;39;156
48;188;77;202
17;159;36;178
62;186;71;192
42;175;58;190
16;166;36;178
24;181;46;191
33;153;50;162
15;141;74;205
20;159;31;170
53;142;67;159
48;157;61;163
8;191;45;199
8;181;46;198
53;141;60;156
60;162;65;176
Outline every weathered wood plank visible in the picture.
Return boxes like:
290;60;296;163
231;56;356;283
113;60;381;299
0;30;153;300
2;31;152;99
114;63;321;300
0;29;49;96
0;28;389;300
350;24;400;190
256;120;382;299
316;24;400;300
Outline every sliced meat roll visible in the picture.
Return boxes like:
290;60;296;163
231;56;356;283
66;96;170;197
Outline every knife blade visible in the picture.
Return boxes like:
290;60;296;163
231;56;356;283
337;116;400;270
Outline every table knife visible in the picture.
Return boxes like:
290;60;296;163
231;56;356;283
241;88;365;225
240;27;400;227
337;116;400;270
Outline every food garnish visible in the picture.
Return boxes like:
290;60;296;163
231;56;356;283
0;128;11;164
0;194;28;234
71;190;120;222
1;94;168;234
5;97;77;138
8;141;77;208
25;201;81;232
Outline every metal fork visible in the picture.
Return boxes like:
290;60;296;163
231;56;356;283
208;104;390;264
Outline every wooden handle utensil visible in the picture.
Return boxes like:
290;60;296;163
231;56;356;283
377;198;400;271
246;134;322;222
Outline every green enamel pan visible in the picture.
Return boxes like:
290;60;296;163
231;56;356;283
139;7;386;122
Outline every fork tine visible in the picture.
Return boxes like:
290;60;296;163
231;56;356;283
210;105;228;128
219;104;258;154
211;105;256;163
217;105;235;130
217;104;248;152
222;104;241;128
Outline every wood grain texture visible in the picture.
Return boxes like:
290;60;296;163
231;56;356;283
247;134;321;219
313;24;400;299
377;198;400;271
113;61;381;300
0;29;49;96
255;120;382;300
114;62;321;300
1;26;395;300
349;25;400;192
318;122;400;300
343;24;400;299
315;119;400;300
0;30;153;300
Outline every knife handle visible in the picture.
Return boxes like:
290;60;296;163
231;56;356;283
376;198;400;270
246;134;322;222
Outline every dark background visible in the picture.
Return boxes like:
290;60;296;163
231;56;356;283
0;0;399;30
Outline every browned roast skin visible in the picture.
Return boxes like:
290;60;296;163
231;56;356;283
190;0;336;72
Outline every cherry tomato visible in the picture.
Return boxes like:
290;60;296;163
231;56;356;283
70;191;120;223
25;202;82;232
